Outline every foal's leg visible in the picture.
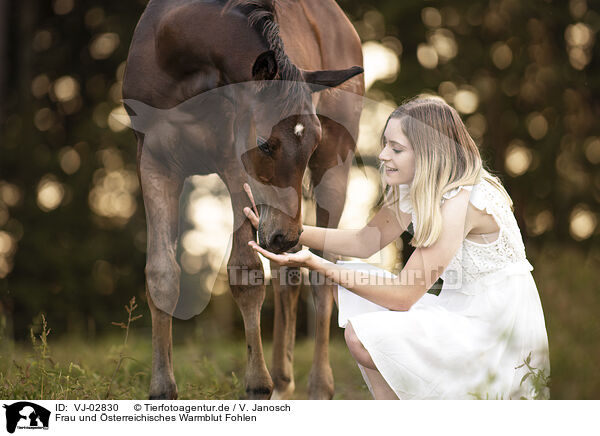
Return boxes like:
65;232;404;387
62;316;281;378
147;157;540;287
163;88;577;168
270;259;302;400
306;118;355;399
140;151;183;400
226;186;273;399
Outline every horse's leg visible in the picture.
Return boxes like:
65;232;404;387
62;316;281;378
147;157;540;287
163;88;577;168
270;258;302;400
140;151;183;400
306;117;355;400
226;186;274;399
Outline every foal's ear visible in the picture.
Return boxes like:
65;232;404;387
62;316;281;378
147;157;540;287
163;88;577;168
252;50;278;81
302;66;364;92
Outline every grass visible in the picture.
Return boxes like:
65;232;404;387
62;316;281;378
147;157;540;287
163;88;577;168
1;243;598;400
0;305;370;400
529;243;600;399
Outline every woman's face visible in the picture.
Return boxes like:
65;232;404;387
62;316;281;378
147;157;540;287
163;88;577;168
379;118;416;185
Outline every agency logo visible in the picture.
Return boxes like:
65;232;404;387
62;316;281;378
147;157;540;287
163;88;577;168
2;402;50;434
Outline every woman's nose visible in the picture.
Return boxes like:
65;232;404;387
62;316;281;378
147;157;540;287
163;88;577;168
378;146;389;161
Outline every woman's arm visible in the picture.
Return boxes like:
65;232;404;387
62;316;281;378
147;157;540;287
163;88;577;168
299;206;406;258
268;189;471;311
311;189;470;310
243;183;407;258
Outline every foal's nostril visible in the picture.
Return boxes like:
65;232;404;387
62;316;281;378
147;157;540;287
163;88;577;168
270;233;285;250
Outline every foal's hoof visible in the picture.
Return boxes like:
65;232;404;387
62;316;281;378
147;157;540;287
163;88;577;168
245;380;274;400
245;386;273;400
148;392;178;400
271;380;295;400
149;382;178;400
308;367;334;400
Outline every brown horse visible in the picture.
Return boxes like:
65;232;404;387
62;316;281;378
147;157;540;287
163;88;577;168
122;0;364;399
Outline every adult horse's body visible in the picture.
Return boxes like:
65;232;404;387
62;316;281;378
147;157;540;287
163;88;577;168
123;0;364;399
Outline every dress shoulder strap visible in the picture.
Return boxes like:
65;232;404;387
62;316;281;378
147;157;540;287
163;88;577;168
468;178;528;257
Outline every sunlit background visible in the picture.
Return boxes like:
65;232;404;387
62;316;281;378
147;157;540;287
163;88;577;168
0;0;598;398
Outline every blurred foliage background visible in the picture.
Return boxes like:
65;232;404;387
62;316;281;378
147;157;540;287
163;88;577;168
0;0;598;399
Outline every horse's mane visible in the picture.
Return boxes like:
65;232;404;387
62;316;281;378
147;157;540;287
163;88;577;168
222;0;308;115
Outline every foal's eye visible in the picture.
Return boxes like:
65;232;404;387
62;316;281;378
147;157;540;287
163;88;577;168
257;137;271;155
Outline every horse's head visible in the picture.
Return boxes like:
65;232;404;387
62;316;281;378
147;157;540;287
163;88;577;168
239;51;363;253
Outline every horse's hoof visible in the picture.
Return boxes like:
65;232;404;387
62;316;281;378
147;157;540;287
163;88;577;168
148;391;178;400
245;385;273;400
271;380;295;400
308;368;334;400
149;383;178;400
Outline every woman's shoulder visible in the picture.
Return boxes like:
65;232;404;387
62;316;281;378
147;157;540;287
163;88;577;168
443;177;512;211
441;184;474;203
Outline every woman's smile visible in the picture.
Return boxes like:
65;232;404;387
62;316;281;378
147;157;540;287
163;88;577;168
379;118;415;185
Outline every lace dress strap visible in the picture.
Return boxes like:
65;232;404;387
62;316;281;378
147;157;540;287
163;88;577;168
394;180;527;264
397;184;474;230
441;185;474;203
467;179;527;257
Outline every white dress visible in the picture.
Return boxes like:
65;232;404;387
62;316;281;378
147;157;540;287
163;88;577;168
338;178;551;399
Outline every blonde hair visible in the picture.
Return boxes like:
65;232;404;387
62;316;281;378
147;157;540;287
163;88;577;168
381;95;513;248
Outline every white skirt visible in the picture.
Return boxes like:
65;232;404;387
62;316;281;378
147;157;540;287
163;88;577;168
339;263;551;400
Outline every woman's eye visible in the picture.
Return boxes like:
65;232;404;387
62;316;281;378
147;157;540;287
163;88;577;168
392;148;402;154
257;137;271;155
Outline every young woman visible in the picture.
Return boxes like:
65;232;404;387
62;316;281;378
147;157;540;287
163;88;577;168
243;96;550;400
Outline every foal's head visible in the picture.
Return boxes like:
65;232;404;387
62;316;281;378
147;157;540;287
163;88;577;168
239;51;362;253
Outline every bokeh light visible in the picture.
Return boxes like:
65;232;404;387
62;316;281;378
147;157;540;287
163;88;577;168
569;205;597;241
465;113;487;140
34;108;56;131
0;182;22;207
32;30;52;52
416;43;438;69
453;87;479;114
58;147;81;174
37;175;65;211
31;74;51;98
52;76;80;103
88;148;138;222
438;81;457;103
0;231;15;256
85;7;105;29
527;112;549;140
89;33;120;60
108;105;131;132
505;140;533;177
421;7;442;28
569;0;587;19
53;0;74;15
564;22;595;70
491;42;513;69
362;41;400;90
0;230;16;279
429;29;457;63
356;98;397;157
527;210;555;236
180;175;234;293
584;137;600;164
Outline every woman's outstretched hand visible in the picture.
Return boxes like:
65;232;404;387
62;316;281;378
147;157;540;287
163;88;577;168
248;241;314;268
242;183;260;229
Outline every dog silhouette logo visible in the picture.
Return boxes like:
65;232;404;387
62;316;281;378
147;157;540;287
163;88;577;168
2;402;50;433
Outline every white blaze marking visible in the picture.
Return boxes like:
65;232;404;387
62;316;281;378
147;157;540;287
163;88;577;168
294;123;304;137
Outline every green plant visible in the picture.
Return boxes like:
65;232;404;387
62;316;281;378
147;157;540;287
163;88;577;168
29;314;51;399
516;352;551;400
105;297;142;399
